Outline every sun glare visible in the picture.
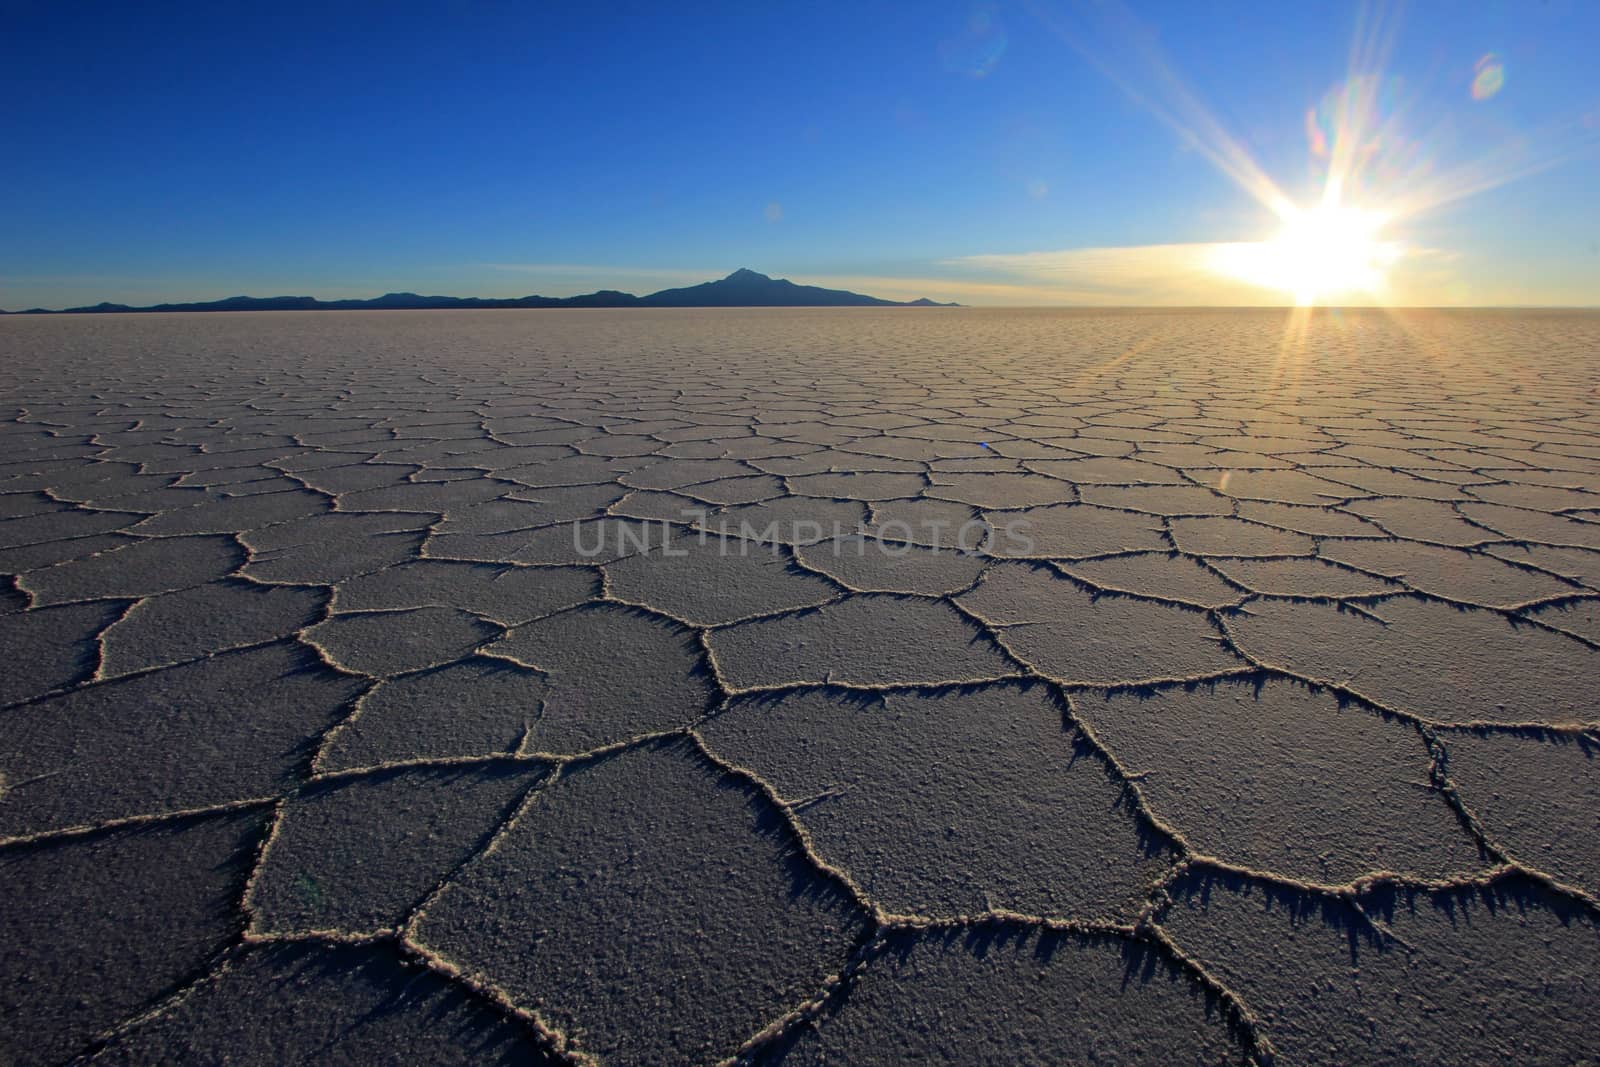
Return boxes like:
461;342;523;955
1209;203;1401;306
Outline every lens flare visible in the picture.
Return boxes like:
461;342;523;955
1472;54;1505;101
940;7;1008;79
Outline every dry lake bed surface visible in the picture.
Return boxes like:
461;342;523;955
1;307;1598;1065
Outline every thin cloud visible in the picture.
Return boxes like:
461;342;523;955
936;244;1279;304
477;262;716;294
787;273;1082;305
481;263;715;279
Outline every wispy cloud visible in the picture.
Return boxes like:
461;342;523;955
479;263;715;295
475;251;1409;307
937;244;1260;304
931;241;1597;307
786;273;1087;306
483;262;1153;305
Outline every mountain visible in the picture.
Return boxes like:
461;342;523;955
1;270;958;314
639;267;923;307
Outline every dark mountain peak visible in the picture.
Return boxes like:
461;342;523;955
642;268;916;308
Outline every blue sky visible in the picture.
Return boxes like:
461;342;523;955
2;0;1596;307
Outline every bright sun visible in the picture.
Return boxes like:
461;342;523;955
1209;204;1401;306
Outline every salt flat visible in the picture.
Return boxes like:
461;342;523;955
2;307;1598;1065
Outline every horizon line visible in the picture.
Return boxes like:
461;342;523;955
8;302;1599;314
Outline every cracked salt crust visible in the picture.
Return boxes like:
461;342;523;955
2;307;1599;1064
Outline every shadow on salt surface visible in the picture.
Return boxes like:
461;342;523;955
761;921;1252;1065
1166;865;1592;965
90;941;550;1064
688;738;870;916
909;921;1177;984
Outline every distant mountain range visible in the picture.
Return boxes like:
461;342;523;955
1;269;958;314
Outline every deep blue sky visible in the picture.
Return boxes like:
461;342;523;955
3;0;1596;306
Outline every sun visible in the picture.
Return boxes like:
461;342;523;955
1209;203;1402;306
